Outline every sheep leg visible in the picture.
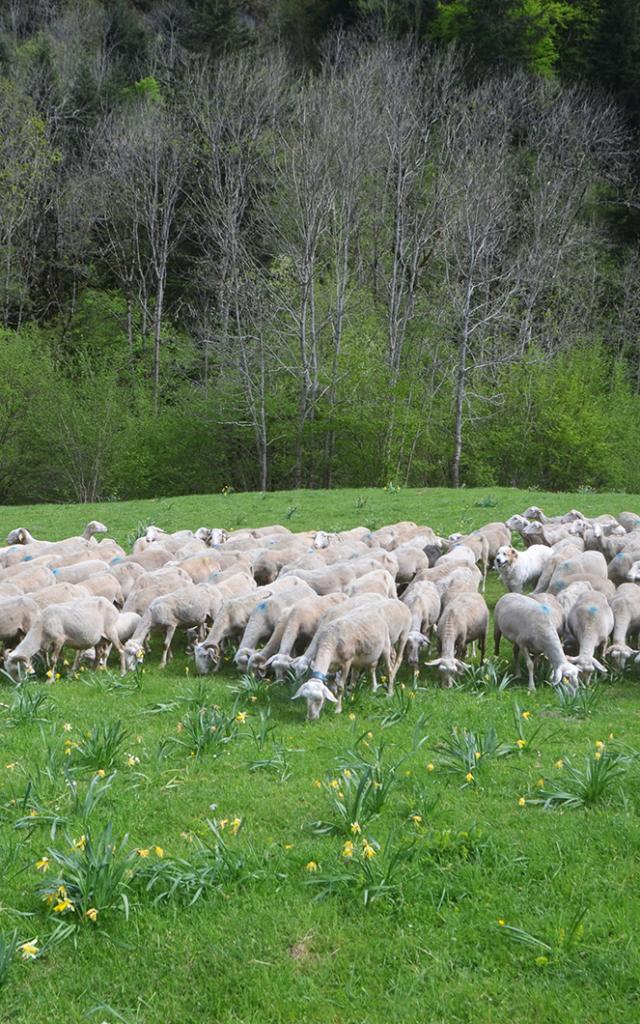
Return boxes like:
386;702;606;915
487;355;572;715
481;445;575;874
382;638;395;697
370;664;378;692
159;625;176;669
336;660;351;714
523;649;536;691
479;631;486;665
494;624;502;658
71;650;83;673
49;642;63;679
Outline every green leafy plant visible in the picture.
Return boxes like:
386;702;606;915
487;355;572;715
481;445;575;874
69;721;129;773
37;822;138;935
435;725;518;779
0;930;19;986
527;748;629;809
458;659;515;692
308;760;399;837
137;820;257;906
5;686;52;726
170;703;240;759
499;905;587;965
379;683;418;727
305;833;416;907
554;681;603;718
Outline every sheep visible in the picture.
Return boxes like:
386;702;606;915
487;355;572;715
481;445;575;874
369;522;420;550
252;544;311;585
5;596;127;679
0;564;56;593
425;592;488;687
494;544;553;593
345;569;397;599
51;560;112;585
233;585;314;671
0;595;41;645
170;552;226;583
77;612;143;670
400;580;442;681
505;514;535;546
300;606;396;713
252;593;348;678
522;506;566;525
122;568;194;616
604;583;640;667
114;545;174;572
6;520;107;547
523;521;575;547
279;564;357;595
77;573;123;607
0;581;24;599
124;584;215;670
535;551;607;594
107;561;146;599
194;587;281;674
609;547;640;586
289;594;387;680
549;572;615;599
529;593;565;633
28;582;90;610
617;512;640;534
565;591;613;682
291;679;338;721
493;593;580;691
392;543;431;587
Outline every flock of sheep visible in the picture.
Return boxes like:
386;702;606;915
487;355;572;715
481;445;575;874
2;506;640;718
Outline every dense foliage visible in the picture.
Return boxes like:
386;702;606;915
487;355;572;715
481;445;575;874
1;0;640;502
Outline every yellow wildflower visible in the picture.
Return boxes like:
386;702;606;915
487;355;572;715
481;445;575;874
55;673;61;681
348;713;356;721
554;759;564;769
137;848;150;858
85;907;98;922
126;755;140;767
230;817;242;836
465;772;474;783
521;710;531;720
362;842;376;859
350;822;362;835
218;819;228;830
154;846;164;858
72;835;86;851
535;955;549;967
329;779;340;789
235;711;247;724
5;762;17;770
537;777;545;788
427;762;434;772
283;843;294;850
366;731;373;739
35;857;49;872
20;941;39;960
595;751;602;761
63;722;72;732
96;769;106;778
342;841;354;858
595;740;604;750
53;897;74;913
305;861;318;872
46;670;53;680
411;814;422;824
343;769;352;779
518;797;526;807
516;739;526;749
498;919;506;927
474;751;481;760
312;779;322;789
29;809;38;817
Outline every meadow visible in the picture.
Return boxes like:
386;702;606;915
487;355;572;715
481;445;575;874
1;486;639;1024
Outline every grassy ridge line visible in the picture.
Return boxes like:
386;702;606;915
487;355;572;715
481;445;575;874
1;486;638;546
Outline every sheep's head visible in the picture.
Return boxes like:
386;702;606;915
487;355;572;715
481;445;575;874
505;515;529;531
405;630;430;668
86;520;108;536
560;509;586;524
605;642;635;668
424;656;468;687
194;642;219;675
233;647;252;671
209;528;228;546
124;640;145;673
523;506;544;520
313;531;333;549
3;650;33;681
291;679;337;720
551;661;580;691
567;654;607;682
264;652;293;680
289;655;311;680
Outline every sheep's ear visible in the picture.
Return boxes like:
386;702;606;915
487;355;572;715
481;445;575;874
424;658;442;667
321;684;338;703
455;659;470;670
592;658;607;673
291;683;311;700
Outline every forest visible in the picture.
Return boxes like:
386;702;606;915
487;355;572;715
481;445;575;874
2;0;640;503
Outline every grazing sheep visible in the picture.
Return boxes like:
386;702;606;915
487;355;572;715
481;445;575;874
233;585;314;670
291;679;338;721
0;595;41;645
345;569;397;599
617;512;640;534
609;547;640;586
494;544;553;593
279;564;356;595
194;587;280;674
301;607;395;713
538;551;607;595
124;584;214;670
253;593;348;678
401;580;442;681
425;592;488;687
122;569;194;616
523;521;575;547
5;597;126;679
565;591;613;682
52;560;112;585
605;583;640;666
493;594;580;691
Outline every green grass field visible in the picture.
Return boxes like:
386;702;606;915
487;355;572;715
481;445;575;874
1;487;639;1024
